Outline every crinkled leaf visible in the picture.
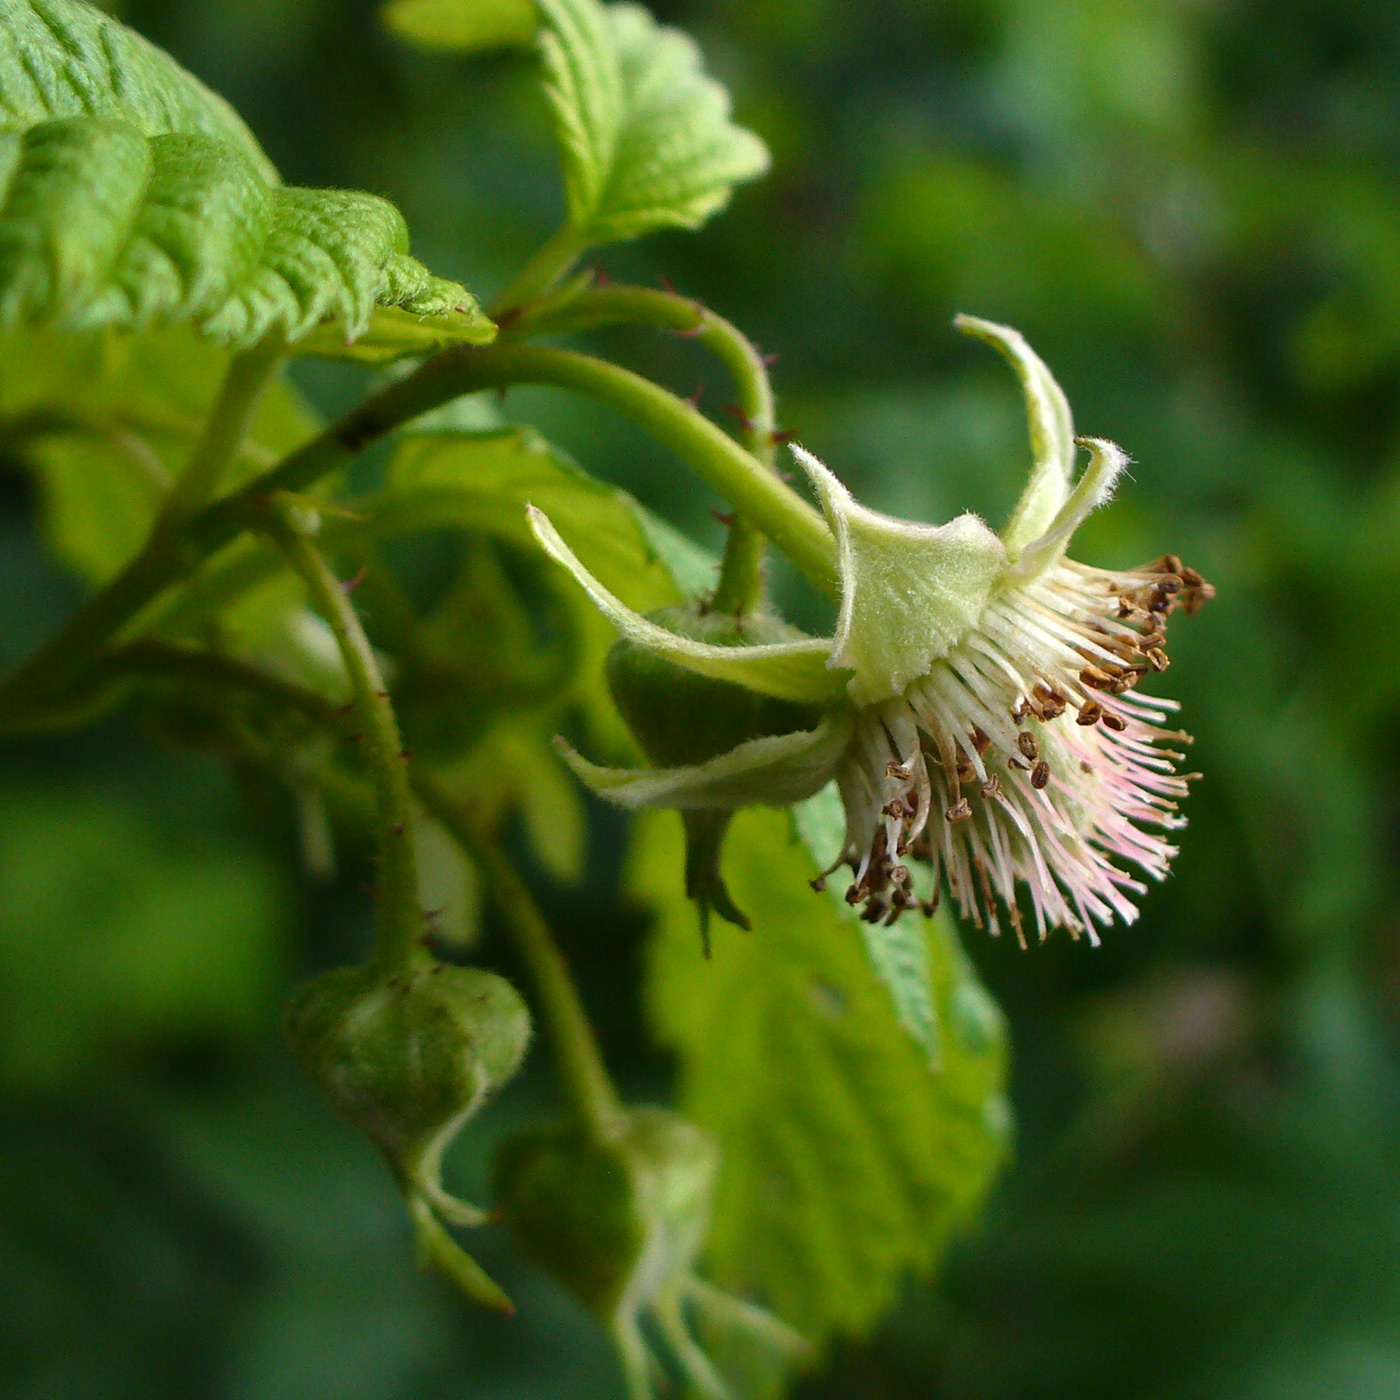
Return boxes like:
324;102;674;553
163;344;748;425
383;0;538;51
793;781;941;1066
537;0;770;245
0;0;489;350
638;805;1010;1346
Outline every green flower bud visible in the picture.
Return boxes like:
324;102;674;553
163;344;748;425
493;1107;716;1322
608;607;822;938
495;1108;808;1396
287;961;531;1311
606;607;821;771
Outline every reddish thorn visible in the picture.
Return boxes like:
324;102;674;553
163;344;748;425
340;567;367;595
760;350;782;367
360;882;379;903
392;822;405;836
712;508;735;526
659;274;677;294
593;264;610;286
721;403;755;430
685;381;705;408
770;428;799;445
344;732;365;744
332;700;356;716
777;470;795;482
400;749;414;761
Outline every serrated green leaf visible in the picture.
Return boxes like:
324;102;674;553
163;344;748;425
383;0;538;51
637;804;1010;1346
793;782;942;1067
0;0;490;350
0;325;317;584
537;0;770;245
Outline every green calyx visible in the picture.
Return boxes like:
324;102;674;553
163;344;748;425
287;960;532;1311
606;606;823;769
607;605;823;935
493;1107;718;1323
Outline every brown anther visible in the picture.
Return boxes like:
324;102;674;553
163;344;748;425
970;726;991;755
945;798;973;823
982;774;1004;799
1017;731;1040;762
955;760;975;782
810;877;827;893
1031;760;1051;790
886;760;912;780
1146;647;1170;671
1157;574;1183;595
1080;759;1093;773
1077;699;1103;725
1182;581;1216;615
1138;631;1166;651
1117;596;1137;618
1008;755;1030;771
1101;712;1128;732
1033;684;1067;719
1162;554;1183;575
844;885;862;906
1080;665;1115;691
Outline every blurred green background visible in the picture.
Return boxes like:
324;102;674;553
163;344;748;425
4;0;1400;1396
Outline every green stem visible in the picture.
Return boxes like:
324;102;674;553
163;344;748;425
418;343;837;595
413;772;625;1140
269;508;424;978
0;339;836;728
520;286;778;613
490;224;587;318
152;335;285;533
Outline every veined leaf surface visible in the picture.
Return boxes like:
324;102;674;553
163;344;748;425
638;804;1010;1345
536;0;770;244
0;0;491;351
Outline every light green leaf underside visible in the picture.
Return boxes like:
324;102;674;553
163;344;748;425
0;0;487;350
793;782;941;1066
538;0;770;244
557;710;852;810
383;0;538;51
955;313;1076;559
638;805;1010;1344
529;501;847;704
293;303;496;362
0;325;317;585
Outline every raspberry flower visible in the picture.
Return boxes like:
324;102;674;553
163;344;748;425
529;316;1213;945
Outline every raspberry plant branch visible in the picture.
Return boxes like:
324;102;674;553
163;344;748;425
517;284;778;614
0;333;835;733
413;770;627;1141
267;503;427;980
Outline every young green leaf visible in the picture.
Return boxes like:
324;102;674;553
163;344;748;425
0;0;491;351
536;0;771;245
637;805;1010;1345
383;0;538;51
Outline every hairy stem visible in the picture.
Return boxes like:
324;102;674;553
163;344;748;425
422;343;836;594
521;285;778;613
270;508;424;978
414;772;625;1140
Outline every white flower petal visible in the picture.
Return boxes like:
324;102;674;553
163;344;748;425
527;505;846;704
554;710;854;810
954;313;1076;558
1009;436;1129;582
793;445;1006;706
